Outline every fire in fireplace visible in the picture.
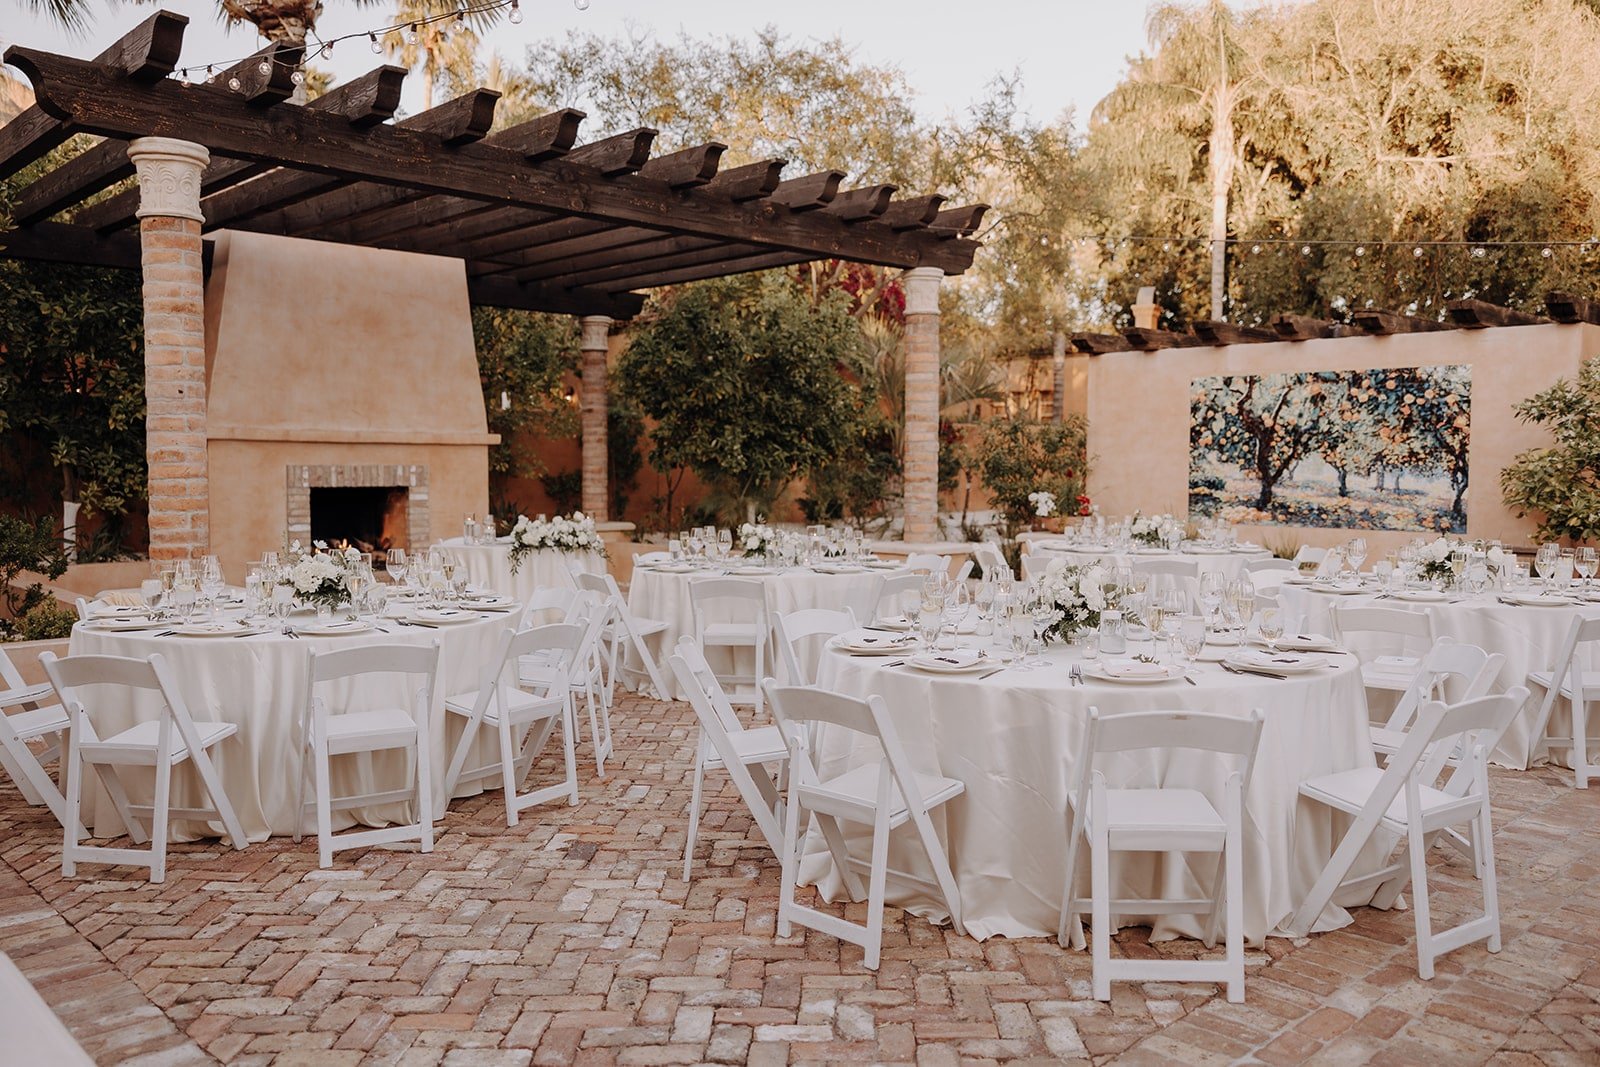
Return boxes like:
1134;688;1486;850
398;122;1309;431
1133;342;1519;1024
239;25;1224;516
309;486;410;553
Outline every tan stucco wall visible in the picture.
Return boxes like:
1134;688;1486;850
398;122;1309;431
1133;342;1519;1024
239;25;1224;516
1086;323;1600;555
203;231;495;574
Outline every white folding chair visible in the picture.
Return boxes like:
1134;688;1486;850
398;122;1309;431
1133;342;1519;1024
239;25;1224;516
1245;558;1296;575
689;577;770;715
42;651;247;884
1057;708;1263;1003
517;585;579;630
442;624;579;826
763;679;965;970
772;607;858;686
0;648;75;831
871;573;925;624
1287;689;1527;978
951;559;975;585
1526;615;1600;789
903;552;946;576
294;641;439;868
971;542;1008;580
1329;605;1436;694
1293;545;1329;567
571;568;670;700
1134;559;1200;613
670;640;788;881
518;595;613;776
1370;638;1503;760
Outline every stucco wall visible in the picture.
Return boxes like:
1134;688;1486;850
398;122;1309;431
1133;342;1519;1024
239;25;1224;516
203;231;495;573
1086;323;1600;555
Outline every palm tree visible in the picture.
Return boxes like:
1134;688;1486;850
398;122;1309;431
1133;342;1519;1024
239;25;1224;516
382;0;505;110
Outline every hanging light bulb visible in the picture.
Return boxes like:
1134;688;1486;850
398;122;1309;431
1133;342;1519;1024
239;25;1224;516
369;32;382;53
227;75;242;91
1300;245;1311;256
1471;246;1486;258
509;0;522;22
290;69;306;86
257;59;272;77
406;22;420;44
178;69;190;86
1354;245;1366;257
575;0;590;9
1541;247;1553;258
1250;244;1261;255
1413;247;1423;257
321;41;334;58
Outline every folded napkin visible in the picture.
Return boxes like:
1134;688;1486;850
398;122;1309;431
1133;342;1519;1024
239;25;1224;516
99;590;147;608
914;648;982;668
1102;659;1167;678
1276;632;1338;651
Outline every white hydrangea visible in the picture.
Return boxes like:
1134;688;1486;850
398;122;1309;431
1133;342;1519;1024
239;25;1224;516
1028;491;1058;518
739;522;778;556
509;512;607;573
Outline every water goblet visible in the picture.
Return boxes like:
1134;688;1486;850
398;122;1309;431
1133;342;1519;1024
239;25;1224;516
1159;588;1185;660
140;578;163;616
1344;537;1368;575
1535;542;1559;584
272;584;294;630
1578;547;1597;592
1178;615;1208;665
1557;549;1576;591
1258;607;1284;655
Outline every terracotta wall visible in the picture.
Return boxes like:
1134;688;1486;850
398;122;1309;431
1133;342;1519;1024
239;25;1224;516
1086;323;1600;555
203;231;495;575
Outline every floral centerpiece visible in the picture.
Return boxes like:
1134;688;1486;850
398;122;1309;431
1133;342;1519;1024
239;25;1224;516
509;511;608;575
1129;512;1175;547
280;540;358;611
1034;558;1109;643
739;522;779;558
1413;536;1456;585
1028;490;1058;518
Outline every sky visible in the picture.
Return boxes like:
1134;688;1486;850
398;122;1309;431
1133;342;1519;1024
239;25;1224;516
1;0;1155;128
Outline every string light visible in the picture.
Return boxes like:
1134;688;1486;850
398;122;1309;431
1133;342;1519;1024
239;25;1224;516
510;0;523;22
369;32;382;54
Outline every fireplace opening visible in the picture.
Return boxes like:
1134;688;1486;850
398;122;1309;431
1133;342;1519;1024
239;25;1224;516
310;486;410;553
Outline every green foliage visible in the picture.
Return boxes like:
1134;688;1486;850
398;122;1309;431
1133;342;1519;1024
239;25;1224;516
1502;358;1600;542
617;275;872;523
13;600;75;642
967;416;1090;532
608;398;645;519
540;470;582;516
471;308;579;487
0;515;69;640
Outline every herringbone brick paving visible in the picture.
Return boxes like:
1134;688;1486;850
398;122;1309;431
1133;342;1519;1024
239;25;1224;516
1;690;1597;1065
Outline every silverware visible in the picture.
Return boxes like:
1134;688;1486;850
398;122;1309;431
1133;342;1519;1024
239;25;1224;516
882;659;906;668
153;630;175;638
1182;672;1199;686
1069;663;1082;687
977;665;1010;680
1221;662;1288;680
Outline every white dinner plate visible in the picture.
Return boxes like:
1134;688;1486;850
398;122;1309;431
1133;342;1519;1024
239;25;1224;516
410;609;480;625
1262;633;1343;653
461;595;518;612
1390;589;1449;603
295;620;373;637
1226;649;1328;674
1500;593;1578;607
1081;659;1185;684
873;614;916;631
861;560;902;569
1280;575;1316;585
813;564;866;574
1182;546;1235;556
173;621;266;638
725;565;770;576
835;630;917;654
1308;584;1367;596
88;617;168;632
654;564;698;574
1130;547;1167;555
89;604;156;619
905;649;991;674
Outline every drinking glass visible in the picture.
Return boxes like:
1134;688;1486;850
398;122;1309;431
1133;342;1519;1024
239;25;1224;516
918;584;945;651
243;573;262;620
1258;607;1284;654
1145;596;1166;654
974;578;996;628
1535;543;1559;583
718;529;733;562
1557;549;1576;591
438;561;458;604
272;584;294;628
1198;570;1226;622
139;578;162;614
172;569;199;624
1178;616;1207;664
687;529;705;562
1344;537;1368;574
1028;592;1054;666
387;548;408;585
1578;547;1597;591
1159;588;1185;659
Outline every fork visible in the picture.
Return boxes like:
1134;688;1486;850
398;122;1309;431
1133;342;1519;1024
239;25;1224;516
1070;663;1082;687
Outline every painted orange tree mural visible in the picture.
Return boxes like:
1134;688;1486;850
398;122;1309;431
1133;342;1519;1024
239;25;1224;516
1190;365;1471;532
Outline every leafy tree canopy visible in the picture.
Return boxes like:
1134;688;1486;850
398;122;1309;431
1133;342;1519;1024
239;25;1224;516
1502;358;1600;542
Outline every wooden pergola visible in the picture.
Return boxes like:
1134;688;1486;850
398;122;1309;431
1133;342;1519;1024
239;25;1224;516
0;12;984;551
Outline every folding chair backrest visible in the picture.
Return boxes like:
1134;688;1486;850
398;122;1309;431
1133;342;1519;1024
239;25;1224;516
570;570;611;600
1429;688;1529;794
904;553;945;576
1293;546;1328;565
873;574;924;618
972;542;1007;580
690;578;767;639
1132;559;1199;580
952;560;975;585
773;608;857;685
1546;615;1600;690
310;641;441;685
520;585;577;628
762;681;927;808
498;622;584;686
673;637;743;733
1246;558;1296;574
0;648;29;691
41;651;200;764
1330;605;1434;655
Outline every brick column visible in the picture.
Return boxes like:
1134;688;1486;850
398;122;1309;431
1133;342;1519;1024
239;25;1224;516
1051;331;1067;422
578;315;612;521
902;267;943;543
128;137;210;560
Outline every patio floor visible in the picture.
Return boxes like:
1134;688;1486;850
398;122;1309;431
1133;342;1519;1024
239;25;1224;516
1;690;1598;1066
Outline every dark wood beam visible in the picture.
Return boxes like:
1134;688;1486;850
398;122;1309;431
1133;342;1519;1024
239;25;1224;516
70;65;407;234
1545;291;1600;325
536;238;778;289
1350;309;1451;335
205;40;304;106
1070;332;1135;355
1272;314;1341;340
10;137;133;225
1122;327;1207;350
704;158;785;201
768;170;844;211
879;194;945;231
591;249;815;292
636;142;725;188
0;219;144;268
494;107;584;162
1192;320;1277;344
564;128;655;176
931;204;988;238
465;275;643;319
1446;298;1547;328
8;48;979;273
494;232;732;285
823;184;894;222
0;11;187;180
197;87;503;228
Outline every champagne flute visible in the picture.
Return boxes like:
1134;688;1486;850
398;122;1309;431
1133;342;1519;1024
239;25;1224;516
1577;547;1597;592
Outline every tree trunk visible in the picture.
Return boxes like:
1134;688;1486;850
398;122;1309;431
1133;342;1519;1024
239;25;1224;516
1336;466;1349;497
1206;14;1235;322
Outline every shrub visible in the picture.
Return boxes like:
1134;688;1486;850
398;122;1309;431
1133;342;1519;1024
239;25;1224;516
14;600;75;642
967;415;1090;536
1502;358;1600;542
0;514;68;640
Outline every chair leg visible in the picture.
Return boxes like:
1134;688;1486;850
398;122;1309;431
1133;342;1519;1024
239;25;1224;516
816;813;867;902
683;749;705;883
1091;824;1112;1002
415;724;434;855
562;697;580;806
314;742;335;869
61;725;84;879
497;711;519;827
188;744;247;850
1575;695;1591;789
1408;822;1435;980
777;793;802;938
292;740;309;844
1477;800;1502;953
1225;785;1245;1004
582;678;605;779
150;758;172;885
863;807;891;971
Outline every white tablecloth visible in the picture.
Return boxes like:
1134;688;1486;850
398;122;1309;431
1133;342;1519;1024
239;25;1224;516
436;539;604;602
1277;581;1600;769
812;642;1384;944
1024;542;1272;580
68;609;515;842
628;563;899;697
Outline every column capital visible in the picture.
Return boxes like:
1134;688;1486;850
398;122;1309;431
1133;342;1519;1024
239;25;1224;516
579;315;614;350
902;267;944;316
127;137;210;223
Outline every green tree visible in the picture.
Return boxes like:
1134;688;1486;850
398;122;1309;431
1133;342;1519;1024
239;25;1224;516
617;275;871;523
1501;358;1600;542
471;307;579;495
966;415;1090;537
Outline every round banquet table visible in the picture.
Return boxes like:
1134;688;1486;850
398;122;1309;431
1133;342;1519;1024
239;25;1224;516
1276;579;1600;769
1022;541;1272;581
436;538;604;602
67;605;517;842
811;639;1386;944
627;561;903;698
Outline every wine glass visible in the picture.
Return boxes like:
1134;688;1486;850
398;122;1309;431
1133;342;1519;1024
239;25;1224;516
918;577;946;651
139;578;162;616
1344;537;1368;575
438;560;458;604
387;548;408;586
1577;547;1597;592
718;529;733;563
1199;570;1226;622
272;583;294;631
200;555;225;619
1159;588;1185;660
1535;543;1559;584
1558;549;1576;591
1178;615;1208;665
172;568;199;624
1144;593;1166;656
1028;590;1055;667
1258;607;1284;655
974;578;996;630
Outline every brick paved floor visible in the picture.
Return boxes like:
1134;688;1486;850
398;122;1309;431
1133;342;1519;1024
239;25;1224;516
1;691;1598;1065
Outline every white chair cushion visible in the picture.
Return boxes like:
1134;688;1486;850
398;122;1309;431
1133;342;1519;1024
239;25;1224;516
518;657;601;692
4;704;68;741
1361;663;1418;691
1088;788;1227;850
703;724;788;769
1301;768;1477;829
702;622;763;645
444;685;562;725
799;763;963;827
318;708;417;754
84;719;237;765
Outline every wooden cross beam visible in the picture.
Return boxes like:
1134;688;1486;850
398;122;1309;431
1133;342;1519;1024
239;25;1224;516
1545;291;1600;325
0;11;186;181
1350;309;1451;334
1446;298;1548;328
705;158;786;201
1070;333;1135;355
1122;327;1207;350
1192;320;1277;345
1271;314;1342;340
465;274;644;318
